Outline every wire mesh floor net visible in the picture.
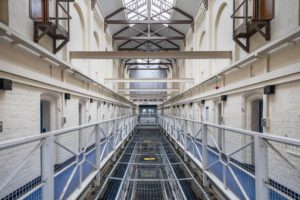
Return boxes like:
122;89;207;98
97;129;206;200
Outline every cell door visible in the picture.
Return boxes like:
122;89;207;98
40;100;51;133
251;99;264;133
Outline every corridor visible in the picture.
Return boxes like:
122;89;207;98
0;0;300;200
96;129;208;200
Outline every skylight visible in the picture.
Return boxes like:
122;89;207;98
122;0;175;22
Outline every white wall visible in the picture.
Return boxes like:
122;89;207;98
163;0;300;195
0;0;133;198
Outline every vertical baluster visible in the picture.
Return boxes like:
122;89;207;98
42;135;54;200
184;119;188;162
254;135;268;199
202;122;209;187
95;124;101;187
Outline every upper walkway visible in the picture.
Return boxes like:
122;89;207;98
0;114;299;200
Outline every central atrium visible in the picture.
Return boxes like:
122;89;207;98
0;0;299;200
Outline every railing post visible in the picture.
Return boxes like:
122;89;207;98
184;119;188;162
254;135;268;199
42;134;54;200
112;119;117;161
202;122;209;187
95;124;101;187
121;118;126;149
175;118;178;149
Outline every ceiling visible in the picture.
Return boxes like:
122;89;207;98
97;0;203;104
97;0;203;50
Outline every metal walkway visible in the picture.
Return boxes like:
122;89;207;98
96;128;209;200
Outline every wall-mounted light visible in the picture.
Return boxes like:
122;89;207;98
221;95;227;101
0;78;12;90
201;100;205;104
90;98;93;103
64;93;71;100
264;85;275;95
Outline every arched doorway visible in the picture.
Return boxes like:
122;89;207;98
215;101;224;150
251;99;264;133
40;93;58;133
244;93;264;164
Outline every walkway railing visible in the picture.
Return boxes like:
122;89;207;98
159;114;300;200
0;115;138;200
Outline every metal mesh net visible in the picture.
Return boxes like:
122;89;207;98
97;128;207;200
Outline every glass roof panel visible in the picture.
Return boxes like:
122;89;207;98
122;0;175;22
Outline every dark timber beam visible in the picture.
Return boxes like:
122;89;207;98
113;26;130;37
173;7;194;19
105;7;125;20
168;26;185;36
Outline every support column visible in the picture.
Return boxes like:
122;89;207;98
42;135;54;200
254;135;268;199
202;123;209;187
112;119;117;161
184;119;188;162
95;124;101;187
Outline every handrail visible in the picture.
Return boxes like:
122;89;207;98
160;114;300;146
158;114;300;200
0;114;138;200
0;114;136;150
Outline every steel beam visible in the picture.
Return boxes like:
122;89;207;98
105;20;193;24
113;36;185;40
105;78;194;83
70;51;232;59
113;26;130;37
120;47;179;51
173;7;194;19
125;95;171;98
105;7;125;20
117;29;181;50
127;68;168;70
125;62;172;66
117;88;180;92
168;26;185;36
124;93;172;98
130;97;167;100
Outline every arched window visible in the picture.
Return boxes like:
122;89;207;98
72;3;86;50
198;31;208;79
214;3;231;50
214;100;224;150
242;92;264;164
79;100;86;126
70;3;87;74
245;94;264;133
213;2;232;73
92;31;101;80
